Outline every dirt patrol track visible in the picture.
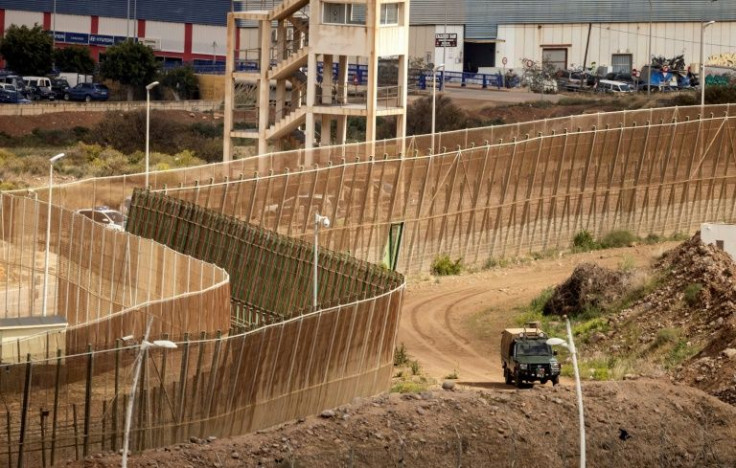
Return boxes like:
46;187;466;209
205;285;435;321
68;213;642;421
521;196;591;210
398;242;679;386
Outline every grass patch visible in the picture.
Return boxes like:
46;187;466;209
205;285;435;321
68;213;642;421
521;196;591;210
431;255;463;276
445;369;459;380
652;328;679;349
390;380;430;394
683;283;703;307
600;230;638;249
572;230;600;252
410;360;421;376
665;340;699;370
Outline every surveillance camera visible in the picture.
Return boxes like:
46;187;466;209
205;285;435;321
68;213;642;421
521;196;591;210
321;217;331;228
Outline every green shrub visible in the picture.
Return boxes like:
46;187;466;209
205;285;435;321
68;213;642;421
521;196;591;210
683;283;703;307
665;340;698;369
431;255;463;276
652;328;679;349
393;343;408;366
390;380;429;394
410;360;421;376
572;230;600;252
600;230;637;248
445;369;459;380
644;233;663;244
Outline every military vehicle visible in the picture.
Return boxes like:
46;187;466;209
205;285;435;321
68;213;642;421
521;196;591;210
501;324;560;387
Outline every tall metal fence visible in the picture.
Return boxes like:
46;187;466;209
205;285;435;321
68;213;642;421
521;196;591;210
125;189;404;328
0;193;231;362
36;104;736;274
0;190;404;467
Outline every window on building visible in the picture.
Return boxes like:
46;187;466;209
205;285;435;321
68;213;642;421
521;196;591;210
542;48;567;70
323;2;365;25
611;54;632;74
380;3;399;25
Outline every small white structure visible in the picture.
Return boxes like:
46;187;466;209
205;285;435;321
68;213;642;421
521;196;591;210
0;315;67;362
701;223;736;261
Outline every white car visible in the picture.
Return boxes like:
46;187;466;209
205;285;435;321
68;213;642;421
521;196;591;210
75;207;127;231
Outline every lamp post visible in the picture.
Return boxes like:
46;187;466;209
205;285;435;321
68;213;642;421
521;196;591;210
547;315;585;468
42;153;66;318
145;81;159;189
431;63;445;153
313;213;330;311
647;0;652;97
700;20;715;107
121;318;177;468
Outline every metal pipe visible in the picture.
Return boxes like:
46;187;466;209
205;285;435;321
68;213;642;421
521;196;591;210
565;316;586;468
700;21;715;107
431;64;445;152
647;0;652;97
145;81;160;189
42;153;66;318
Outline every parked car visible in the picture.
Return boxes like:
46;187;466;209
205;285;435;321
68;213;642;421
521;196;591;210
50;78;70;100
0;84;31;104
64;82;109;102
75;207;127;231
24;76;55;101
0;73;30;98
595;79;635;93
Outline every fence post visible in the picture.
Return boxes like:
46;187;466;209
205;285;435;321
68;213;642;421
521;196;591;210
83;344;93;457
17;354;32;468
50;349;62;466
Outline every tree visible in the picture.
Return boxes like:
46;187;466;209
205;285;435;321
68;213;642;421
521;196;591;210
160;65;200;100
0;24;53;75
53;45;95;74
99;40;158;100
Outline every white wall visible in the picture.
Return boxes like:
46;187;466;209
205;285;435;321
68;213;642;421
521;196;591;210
192;25;227;56
55;13;89;33
146;20;185;54
701;223;736;262
98;17;129;37
433;24;463;72
497;21;736;71
5;10;44;28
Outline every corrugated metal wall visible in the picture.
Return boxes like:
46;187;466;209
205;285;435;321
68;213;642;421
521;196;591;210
2;1;735;38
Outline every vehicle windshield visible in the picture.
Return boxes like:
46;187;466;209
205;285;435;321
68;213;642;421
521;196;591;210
515;340;552;356
102;211;126;224
619;84;631;91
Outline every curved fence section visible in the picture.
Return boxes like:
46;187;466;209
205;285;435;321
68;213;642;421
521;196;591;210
0;193;231;362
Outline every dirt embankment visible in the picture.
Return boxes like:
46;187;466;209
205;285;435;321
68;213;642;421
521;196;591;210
80;380;736;468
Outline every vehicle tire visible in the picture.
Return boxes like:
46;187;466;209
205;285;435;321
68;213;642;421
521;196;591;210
64;93;70;101
514;372;523;388
540;378;548;385
504;368;512;385
552;376;560;386
85;95;92;103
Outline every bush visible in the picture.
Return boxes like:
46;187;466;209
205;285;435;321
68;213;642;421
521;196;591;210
572;230;599;252
431;255;463;276
652;328;679;348
410;360;421;375
393;343;408;366
683;283;703;307
600;230;637;248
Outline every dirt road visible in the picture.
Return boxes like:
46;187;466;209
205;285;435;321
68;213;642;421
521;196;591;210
398;242;679;385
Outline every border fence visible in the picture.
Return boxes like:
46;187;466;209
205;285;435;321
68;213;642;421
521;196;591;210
3;104;736;465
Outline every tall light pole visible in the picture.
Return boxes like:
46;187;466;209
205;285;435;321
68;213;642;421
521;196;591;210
145;81;159;189
122;318;177;468
547;315;585;468
313;213;330;311
700;20;715;107
42;153;66;318
647;0;652;97
431;64;445;153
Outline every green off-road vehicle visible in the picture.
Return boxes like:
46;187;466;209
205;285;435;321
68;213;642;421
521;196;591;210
501;325;560;387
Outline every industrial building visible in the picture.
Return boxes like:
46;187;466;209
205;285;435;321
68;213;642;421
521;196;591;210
1;1;734;74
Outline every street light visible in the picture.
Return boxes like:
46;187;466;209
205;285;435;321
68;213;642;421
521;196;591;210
42;153;66;318
121;318;177;468
647;0;652;97
313;213;330;310
431;63;445;153
700;20;715;107
145;81;159;189
547;315;585;468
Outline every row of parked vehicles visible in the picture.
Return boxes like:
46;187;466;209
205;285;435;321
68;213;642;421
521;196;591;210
0;72;109;104
555;67;698;94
